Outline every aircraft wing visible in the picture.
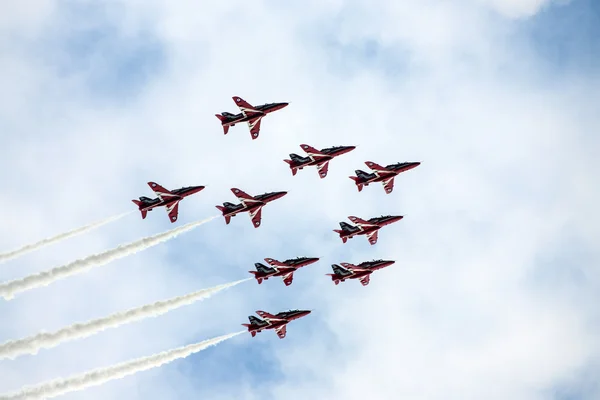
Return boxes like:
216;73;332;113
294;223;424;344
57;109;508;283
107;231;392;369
282;272;294;286
359;274;371;286
249;206;262;228
316;160;330;178
348;216;375;227
382;177;395;194
247;116;263;139
300;144;324;155
264;258;286;267
256;310;284;321
366;230;379;245
231;188;261;207
233;96;263;117
165;201;180;223
365;161;388;171
275;324;287;339
148;182;178;202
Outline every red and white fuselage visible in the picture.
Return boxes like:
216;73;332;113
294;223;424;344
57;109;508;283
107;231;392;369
131;182;205;223
334;215;403;245
349;161;420;194
215;96;288;140
284;144;356;179
216;188;287;228
242;310;311;339
327;260;396;286
249;257;320;286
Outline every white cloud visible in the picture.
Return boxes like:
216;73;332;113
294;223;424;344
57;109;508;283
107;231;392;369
474;0;570;19
0;0;598;399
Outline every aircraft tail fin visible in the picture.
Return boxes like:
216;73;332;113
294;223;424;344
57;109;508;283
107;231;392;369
241;323;257;337
248;271;263;284
326;273;340;285
348;176;364;192
215;205;231;224
283;159;298;176
333;229;348;243
215;114;230;134
131;200;148;219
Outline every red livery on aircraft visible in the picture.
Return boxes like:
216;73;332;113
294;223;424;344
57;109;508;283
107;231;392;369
334;215;403;245
242;309;311;339
132;182;205;223
216;188;287;228
327;259;396;286
250;257;320;286
349;161;420;194
284;144;356;178
215;96;288;140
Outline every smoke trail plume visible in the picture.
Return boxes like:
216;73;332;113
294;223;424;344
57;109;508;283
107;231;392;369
0;212;132;264
0;331;243;400
0;215;218;300
0;278;250;360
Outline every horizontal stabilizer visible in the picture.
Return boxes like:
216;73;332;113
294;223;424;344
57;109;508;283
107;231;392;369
283;160;298;176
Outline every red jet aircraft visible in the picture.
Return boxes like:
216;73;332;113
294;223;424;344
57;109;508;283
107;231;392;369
327;259;396;286
283;144;356;178
132;182;205;223
250;257;320;286
216;188;287;228
215;96;288;140
242;309;311;339
349;161;421;194
334;215;403;245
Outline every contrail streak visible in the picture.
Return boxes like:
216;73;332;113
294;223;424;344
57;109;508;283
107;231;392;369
0;212;132;264
0;215;218;300
0;278;250;359
0;331;243;400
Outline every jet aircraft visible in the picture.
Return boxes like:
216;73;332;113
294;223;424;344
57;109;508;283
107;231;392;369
215;96;288;140
284;144;356;178
334;215;403;245
216;188;287;228
327;259;396;286
242;309;311;339
349;161;421;194
250;257;320;286
131;182;205;223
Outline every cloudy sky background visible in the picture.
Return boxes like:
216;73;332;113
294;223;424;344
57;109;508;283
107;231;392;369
0;0;598;399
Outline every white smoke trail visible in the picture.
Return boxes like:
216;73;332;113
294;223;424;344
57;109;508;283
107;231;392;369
0;215;218;300
0;331;243;400
0;278;250;360
0;212;132;264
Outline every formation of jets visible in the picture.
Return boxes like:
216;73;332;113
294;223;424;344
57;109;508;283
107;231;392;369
131;96;420;339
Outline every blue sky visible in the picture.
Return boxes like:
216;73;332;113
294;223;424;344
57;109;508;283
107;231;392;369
0;0;598;399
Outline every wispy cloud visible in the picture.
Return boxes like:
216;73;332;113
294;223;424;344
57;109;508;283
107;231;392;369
0;0;598;399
